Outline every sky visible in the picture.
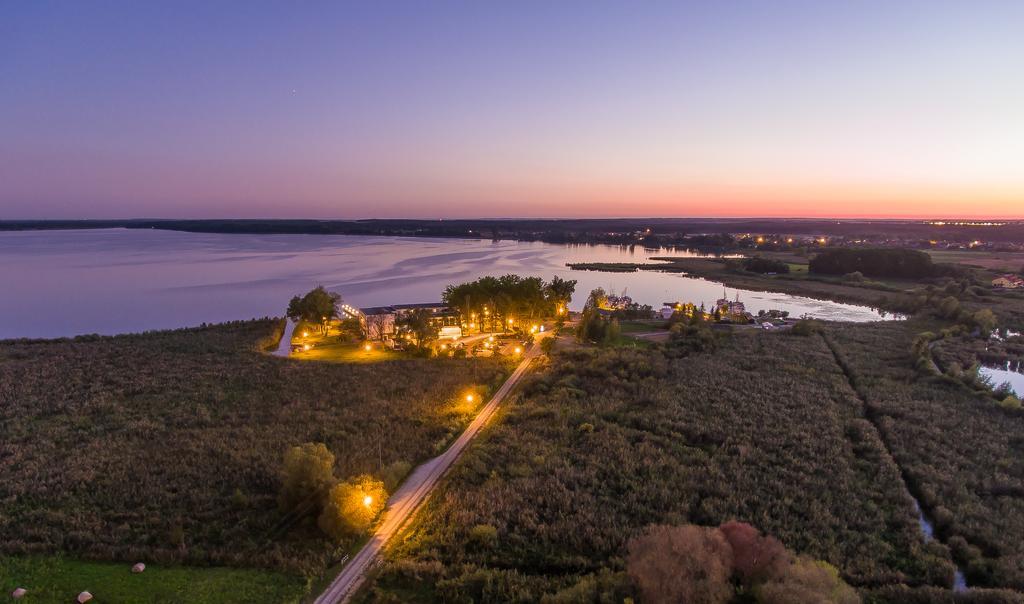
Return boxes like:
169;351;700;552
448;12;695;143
2;1;1023;220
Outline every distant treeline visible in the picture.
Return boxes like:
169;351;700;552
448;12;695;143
3;218;1024;244
810;248;939;279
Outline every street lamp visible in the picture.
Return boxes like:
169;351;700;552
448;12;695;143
465;393;475;403
362;495;373;508
364;343;372;352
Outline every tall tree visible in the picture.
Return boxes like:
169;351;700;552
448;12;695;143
286;285;341;333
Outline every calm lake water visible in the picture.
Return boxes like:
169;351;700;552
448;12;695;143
0;228;897;339
980;363;1024;397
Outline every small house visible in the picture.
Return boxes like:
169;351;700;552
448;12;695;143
992;275;1024;289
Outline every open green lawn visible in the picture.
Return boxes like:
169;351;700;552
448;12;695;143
288;321;411;363
0;556;308;604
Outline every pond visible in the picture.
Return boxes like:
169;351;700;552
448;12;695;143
0;228;897;339
980;362;1024;397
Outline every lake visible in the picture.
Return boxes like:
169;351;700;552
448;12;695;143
0;228;896;339
980;362;1024;397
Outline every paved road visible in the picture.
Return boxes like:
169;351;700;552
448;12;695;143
313;334;548;604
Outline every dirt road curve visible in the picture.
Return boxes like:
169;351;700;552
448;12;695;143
313;335;547;604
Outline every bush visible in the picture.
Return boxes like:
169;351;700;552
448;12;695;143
317;474;387;540
998;395;1021;412
278;442;336;512
626;525;734;604
469;524;499;549
380;460;412;492
743;257;790;274
720;521;790;585
755;557;860;604
791;319;822;336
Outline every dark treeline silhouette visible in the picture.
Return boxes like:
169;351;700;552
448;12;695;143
810;248;938;278
4;218;1024;244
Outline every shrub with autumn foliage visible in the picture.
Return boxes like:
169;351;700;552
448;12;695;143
626;524;734;604
318;475;387;540
625;522;859;604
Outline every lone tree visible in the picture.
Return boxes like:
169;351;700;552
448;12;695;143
286;286;341;333
318;474;388;540
278;442;336;513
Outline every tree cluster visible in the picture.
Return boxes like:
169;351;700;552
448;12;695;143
286;285;341;333
742;256;790;274
809;248;937;279
627;522;859;604
278;442;388;542
442;275;576;331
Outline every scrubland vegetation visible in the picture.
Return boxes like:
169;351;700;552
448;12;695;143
363;327;974;602
0;320;511;582
826;321;1024;590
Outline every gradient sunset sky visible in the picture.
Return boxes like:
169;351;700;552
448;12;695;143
2;1;1022;219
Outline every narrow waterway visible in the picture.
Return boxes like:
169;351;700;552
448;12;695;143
822;334;968;591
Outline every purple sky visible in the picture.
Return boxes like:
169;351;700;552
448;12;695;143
2;1;1023;219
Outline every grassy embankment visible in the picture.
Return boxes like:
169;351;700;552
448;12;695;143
0;320;512;602
360;324;1007;602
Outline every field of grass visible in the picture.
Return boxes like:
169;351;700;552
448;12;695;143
826;321;1024;590
361;327;961;602
0;320;512;590
928;250;1024;273
0;556;308;604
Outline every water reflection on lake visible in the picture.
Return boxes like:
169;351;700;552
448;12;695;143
980;362;1024;396
0;229;896;339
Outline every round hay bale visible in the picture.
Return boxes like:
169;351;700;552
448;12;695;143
132;562;146;573
11;588;27;599
77;591;93;603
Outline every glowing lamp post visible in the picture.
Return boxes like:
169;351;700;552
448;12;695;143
362;495;373;508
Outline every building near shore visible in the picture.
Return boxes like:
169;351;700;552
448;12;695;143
992;274;1024;289
358;303;460;340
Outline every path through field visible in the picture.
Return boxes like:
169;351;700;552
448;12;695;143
312;333;549;604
